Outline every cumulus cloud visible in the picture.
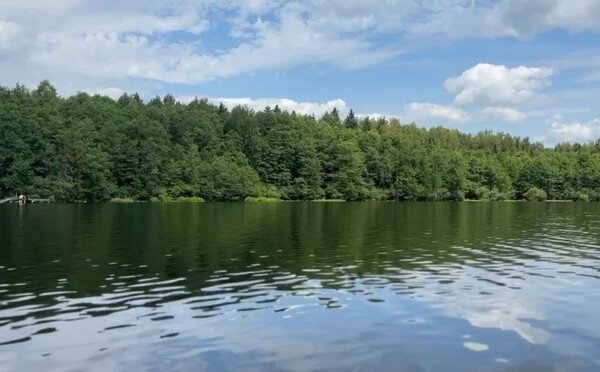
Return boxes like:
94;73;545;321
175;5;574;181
30;7;399;84
547;118;600;143
444;63;553;107
178;95;348;117
0;0;402;86
358;113;400;120
0;1;597;89
404;63;554;125
405;102;468;123
0;0;598;137
482;107;526;123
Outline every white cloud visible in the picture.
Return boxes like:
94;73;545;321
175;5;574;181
358;113;400;120
0;1;401;86
445;63;553;107
305;0;600;40
0;1;597;139
547;118;600;143
411;0;600;39
1;1;596;89
493;0;600;37
405;102;468;123
482;107;526;123
402;63;557;125
90;87;127;100
178;95;348;117
0;20;25;56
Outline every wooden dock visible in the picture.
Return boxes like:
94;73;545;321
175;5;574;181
0;196;53;204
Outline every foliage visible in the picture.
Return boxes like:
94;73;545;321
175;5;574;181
1;81;600;202
524;187;548;201
109;197;135;203
176;197;205;203
244;196;281;202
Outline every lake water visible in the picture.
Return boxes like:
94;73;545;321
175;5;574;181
0;202;599;371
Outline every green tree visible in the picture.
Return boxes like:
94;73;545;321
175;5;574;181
1;80;599;203
344;109;358;129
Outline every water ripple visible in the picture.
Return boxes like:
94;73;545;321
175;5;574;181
0;203;599;370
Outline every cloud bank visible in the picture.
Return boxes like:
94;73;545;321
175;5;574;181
0;0;598;88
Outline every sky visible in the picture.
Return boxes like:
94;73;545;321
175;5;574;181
0;0;599;145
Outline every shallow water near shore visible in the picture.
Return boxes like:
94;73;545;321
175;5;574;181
1;202;599;371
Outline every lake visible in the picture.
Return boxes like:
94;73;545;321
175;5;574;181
0;202;599;371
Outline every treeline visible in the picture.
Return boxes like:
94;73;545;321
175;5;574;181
1;81;600;202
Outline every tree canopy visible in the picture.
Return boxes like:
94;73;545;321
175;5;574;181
2;81;600;202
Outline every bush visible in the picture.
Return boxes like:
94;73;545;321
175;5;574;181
368;188;391;201
430;188;450;201
488;189;508;201
244;196;280;202
523;187;547;201
464;182;481;200
585;189;600;202
197;155;261;201
149;196;204;202
252;184;282;199
478;186;490;200
110;197;135;203
177;197;205;203
449;190;465;201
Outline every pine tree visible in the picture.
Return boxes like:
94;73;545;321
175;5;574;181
344;109;358;129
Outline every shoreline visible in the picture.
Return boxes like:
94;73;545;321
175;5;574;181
2;199;587;204
3;197;591;205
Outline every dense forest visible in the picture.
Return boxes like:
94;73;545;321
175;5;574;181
1;81;600;203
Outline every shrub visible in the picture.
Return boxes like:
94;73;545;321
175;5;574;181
110;197;135;203
476;186;490;200
523;187;547;201
449;190;465;201
252;184;282;199
177;197;205;203
585;189;600;202
488;189;508;201
244;196;280;202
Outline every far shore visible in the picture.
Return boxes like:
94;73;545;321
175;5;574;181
4;198;589;205
105;198;579;203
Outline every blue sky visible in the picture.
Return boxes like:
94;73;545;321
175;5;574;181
0;0;599;144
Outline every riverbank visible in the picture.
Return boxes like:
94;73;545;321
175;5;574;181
102;198;587;203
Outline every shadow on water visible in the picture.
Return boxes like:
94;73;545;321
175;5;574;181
0;202;599;371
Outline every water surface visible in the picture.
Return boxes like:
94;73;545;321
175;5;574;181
0;203;599;371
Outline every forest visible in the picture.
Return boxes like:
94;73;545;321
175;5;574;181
1;81;600;203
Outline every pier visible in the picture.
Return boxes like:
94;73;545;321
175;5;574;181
0;196;53;204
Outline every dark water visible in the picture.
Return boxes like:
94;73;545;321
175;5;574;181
0;203;599;371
